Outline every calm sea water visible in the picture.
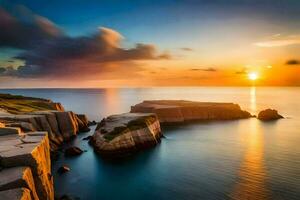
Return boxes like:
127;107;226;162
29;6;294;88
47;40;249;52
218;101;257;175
0;87;299;200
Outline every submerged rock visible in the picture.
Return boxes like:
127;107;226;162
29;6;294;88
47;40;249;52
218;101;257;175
91;113;162;157
258;109;283;121
82;135;92;140
57;166;70;174
64;146;83;157
131;100;252;123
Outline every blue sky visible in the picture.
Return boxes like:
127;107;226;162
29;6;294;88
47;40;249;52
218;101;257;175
1;0;300;87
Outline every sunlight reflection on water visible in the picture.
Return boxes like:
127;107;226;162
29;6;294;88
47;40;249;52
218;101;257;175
231;119;270;200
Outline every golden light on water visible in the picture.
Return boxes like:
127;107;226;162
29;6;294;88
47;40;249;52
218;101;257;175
231;119;270;200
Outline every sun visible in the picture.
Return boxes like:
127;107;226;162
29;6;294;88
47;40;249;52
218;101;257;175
248;72;258;81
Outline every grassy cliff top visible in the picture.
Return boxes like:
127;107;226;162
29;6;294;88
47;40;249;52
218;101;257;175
96;113;158;141
0;93;60;114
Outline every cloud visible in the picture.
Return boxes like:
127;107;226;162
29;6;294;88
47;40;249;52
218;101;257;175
0;7;62;49
180;47;193;51
190;67;217;72
286;59;300;65
254;35;300;47
0;7;171;78
235;68;248;75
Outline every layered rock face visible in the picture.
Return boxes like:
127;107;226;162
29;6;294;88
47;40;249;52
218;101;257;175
131;100;252;123
258;109;283;121
0;93;92;200
0;111;90;152
91;113;161;157
0;132;53;200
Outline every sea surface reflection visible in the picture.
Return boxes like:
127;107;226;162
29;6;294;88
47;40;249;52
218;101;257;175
0;87;299;200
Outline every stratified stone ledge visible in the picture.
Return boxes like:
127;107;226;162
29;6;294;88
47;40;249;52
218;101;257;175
91;113;161;157
0;166;39;200
131;100;252;123
0;188;32;200
0;132;53;200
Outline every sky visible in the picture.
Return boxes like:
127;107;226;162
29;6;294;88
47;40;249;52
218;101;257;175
0;0;300;88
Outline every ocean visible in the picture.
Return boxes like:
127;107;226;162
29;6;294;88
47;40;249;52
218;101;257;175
1;87;299;200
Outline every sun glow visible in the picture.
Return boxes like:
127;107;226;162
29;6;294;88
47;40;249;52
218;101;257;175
248;72;258;81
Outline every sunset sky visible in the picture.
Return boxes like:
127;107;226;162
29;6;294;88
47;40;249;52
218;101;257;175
0;0;300;87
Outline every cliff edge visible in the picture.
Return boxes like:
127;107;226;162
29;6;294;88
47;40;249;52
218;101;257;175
0;93;92;200
131;100;252;123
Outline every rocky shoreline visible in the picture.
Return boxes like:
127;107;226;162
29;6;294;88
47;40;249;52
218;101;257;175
0;95;284;200
0;94;91;200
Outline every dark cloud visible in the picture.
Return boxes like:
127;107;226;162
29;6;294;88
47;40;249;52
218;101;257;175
190;67;217;72
286;59;300;65
0;7;171;78
235;68;248;74
180;47;193;51
0;7;62;49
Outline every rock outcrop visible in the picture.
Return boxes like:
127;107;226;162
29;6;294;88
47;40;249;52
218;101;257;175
91;113;161;157
258;109;283;121
0;131;53;200
0;110;90;152
0;93;92;200
131;100;252;123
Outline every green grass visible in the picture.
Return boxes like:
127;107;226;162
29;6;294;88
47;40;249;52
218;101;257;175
0;93;57;114
103;115;157;141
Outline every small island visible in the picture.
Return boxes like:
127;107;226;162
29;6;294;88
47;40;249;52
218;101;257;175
91;113;161;157
131;100;252;123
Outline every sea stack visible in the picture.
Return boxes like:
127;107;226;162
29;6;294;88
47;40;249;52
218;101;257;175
131;100;252;123
91;113;161;157
258;109;283;121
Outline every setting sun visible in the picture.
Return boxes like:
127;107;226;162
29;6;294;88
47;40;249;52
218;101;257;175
248;72;258;81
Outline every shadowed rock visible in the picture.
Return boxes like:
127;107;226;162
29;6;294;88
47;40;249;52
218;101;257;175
258;109;283;121
131;100;252;123
0;188;32;200
0;166;39;200
91;113;161;157
0;132;54;200
0;127;21;136
57;166;70;174
64;146;83;157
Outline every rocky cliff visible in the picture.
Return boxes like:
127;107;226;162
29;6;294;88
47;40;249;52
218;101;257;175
91;113;161;157
131;100;252;123
0;93;91;200
0;132;53;200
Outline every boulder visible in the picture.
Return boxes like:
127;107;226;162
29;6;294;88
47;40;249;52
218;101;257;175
91;113;161;157
258;109;283;121
64;146;83;157
131;100;252;123
0;132;54;200
0;166;39;200
88;120;97;126
57;166;70;174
